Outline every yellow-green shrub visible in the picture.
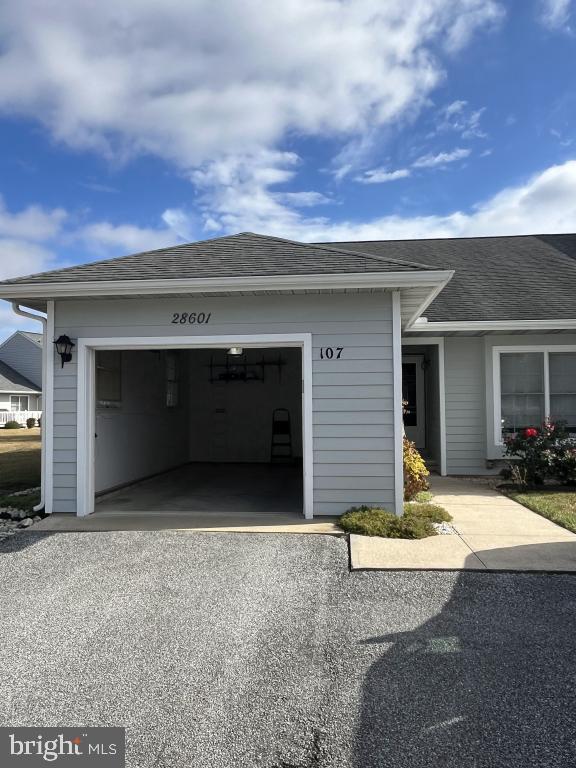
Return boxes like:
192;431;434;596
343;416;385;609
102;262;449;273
403;436;429;501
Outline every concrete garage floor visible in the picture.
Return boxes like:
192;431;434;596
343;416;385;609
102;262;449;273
1;531;575;767
36;463;341;533
97;463;304;514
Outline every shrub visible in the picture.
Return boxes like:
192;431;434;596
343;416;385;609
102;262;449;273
3;420;21;429
412;490;433;503
26;417;37;429
403;436;429;500
503;420;576;486
338;503;441;539
404;502;452;523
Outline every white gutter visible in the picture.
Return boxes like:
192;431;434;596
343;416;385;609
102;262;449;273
10;303;49;513
0;269;454;300
410;318;576;332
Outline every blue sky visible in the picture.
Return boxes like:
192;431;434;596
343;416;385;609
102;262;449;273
0;0;575;340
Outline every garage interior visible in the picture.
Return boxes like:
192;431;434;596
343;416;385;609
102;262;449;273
93;346;304;516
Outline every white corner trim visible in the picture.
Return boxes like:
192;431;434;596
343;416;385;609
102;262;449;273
0;269;454;300
392;292;404;515
412;318;576;332
401;336;447;476
75;333;314;519
45;301;54;514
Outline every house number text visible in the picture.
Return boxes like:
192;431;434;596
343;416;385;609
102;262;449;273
320;347;343;359
171;312;212;324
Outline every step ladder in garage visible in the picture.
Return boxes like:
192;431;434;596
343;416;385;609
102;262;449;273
271;408;293;462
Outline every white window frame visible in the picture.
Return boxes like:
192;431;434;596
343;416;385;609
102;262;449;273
493;345;576;445
76;334;313;519
10;394;29;411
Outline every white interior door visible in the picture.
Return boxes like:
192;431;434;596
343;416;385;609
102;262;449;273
402;354;426;448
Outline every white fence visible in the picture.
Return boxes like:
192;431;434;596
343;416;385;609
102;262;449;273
0;410;42;427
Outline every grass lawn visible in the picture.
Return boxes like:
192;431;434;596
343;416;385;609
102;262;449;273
0;427;41;496
505;490;576;535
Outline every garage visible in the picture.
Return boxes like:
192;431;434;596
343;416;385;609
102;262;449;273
90;344;305;518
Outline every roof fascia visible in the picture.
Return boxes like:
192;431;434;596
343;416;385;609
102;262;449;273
0;270;454;300
411;319;576;332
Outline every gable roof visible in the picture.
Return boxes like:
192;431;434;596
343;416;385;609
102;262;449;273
20;331;43;346
0;360;41;394
0;232;434;286
326;234;576;323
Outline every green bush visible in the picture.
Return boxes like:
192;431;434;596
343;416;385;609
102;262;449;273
413;490;433;503
403;436;429;500
3;420;21;429
503;420;576;486
404;502;452;523
339;504;439;539
26;417;37;429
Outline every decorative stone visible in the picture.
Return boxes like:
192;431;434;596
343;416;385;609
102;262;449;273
18;518;34;528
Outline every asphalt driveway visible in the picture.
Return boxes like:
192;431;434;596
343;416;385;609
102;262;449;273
0;532;575;767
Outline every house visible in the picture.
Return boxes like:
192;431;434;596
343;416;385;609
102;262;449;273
0;231;574;519
0;331;42;420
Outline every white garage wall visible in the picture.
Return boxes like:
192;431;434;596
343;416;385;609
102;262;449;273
187;348;303;463
94;350;189;493
53;291;396;515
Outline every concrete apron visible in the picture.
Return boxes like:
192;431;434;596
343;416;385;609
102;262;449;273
34;511;342;535
350;475;576;572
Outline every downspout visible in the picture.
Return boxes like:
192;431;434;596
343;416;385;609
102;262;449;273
10;303;49;513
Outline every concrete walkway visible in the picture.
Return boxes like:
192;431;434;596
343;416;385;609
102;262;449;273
351;476;576;571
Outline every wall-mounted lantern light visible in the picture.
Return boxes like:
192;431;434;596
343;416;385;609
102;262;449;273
54;335;75;368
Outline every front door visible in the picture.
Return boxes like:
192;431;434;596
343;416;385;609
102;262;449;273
402;354;425;448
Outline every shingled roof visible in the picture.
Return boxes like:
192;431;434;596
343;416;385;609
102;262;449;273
0;360;40;393
327;234;576;322
0;232;433;286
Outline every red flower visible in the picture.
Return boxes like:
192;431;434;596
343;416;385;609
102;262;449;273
524;427;538;438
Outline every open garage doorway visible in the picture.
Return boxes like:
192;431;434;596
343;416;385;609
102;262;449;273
76;337;312;519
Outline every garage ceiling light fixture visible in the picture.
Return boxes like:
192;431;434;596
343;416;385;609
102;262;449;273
54;334;75;367
227;346;243;356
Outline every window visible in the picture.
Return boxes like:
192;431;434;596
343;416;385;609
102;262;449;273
166;351;179;408
96;351;122;406
10;395;29;411
500;353;545;436
549;352;576;430
495;347;576;442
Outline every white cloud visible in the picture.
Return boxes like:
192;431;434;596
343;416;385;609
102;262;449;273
0;197;66;240
0;1;502;173
413;147;471;168
276;191;332;207
76;221;180;255
540;0;573;29
180;158;576;242
435;101;487;138
355;168;411;184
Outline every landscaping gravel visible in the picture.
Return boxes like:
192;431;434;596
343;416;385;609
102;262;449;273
0;531;574;768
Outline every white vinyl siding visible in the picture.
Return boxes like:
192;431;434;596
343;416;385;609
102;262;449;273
52;292;397;516
444;336;486;474
0;333;42;388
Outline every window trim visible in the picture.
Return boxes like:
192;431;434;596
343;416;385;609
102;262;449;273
493;345;576;445
10;394;29;411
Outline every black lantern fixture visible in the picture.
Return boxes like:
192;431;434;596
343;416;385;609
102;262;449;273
54;335;75;367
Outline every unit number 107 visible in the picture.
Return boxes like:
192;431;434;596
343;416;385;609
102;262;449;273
320;347;343;359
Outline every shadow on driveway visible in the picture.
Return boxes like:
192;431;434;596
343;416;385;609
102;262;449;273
354;543;576;768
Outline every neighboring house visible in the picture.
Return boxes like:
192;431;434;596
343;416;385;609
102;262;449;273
0;331;42;416
0;231;574;518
